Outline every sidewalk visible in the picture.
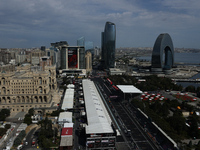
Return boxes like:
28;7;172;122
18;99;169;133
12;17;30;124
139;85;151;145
182;139;200;145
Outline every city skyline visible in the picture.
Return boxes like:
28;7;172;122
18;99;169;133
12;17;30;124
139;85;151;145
0;0;200;49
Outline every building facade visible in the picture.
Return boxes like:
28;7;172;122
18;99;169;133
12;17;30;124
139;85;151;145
0;65;57;113
151;33;174;74
40;56;52;71
0;51;11;64
79;47;86;69
60;46;85;70
31;49;46;65
101;22;116;69
85;51;92;72
16;54;26;64
0;64;15;73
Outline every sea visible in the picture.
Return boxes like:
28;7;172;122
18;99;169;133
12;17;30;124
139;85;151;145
138;52;200;88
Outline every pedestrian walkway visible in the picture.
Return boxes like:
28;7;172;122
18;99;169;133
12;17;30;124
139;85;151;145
182;139;200;145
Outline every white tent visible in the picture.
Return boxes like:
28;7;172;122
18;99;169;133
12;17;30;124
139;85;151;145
58;112;72;124
117;85;142;93
117;85;142;100
82;79;113;134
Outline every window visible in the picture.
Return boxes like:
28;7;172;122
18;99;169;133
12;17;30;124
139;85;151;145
2;78;5;85
2;87;6;94
39;87;42;93
39;77;42;85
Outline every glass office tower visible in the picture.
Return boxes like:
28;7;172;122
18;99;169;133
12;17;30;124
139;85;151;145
85;41;94;51
77;37;85;47
101;22;116;69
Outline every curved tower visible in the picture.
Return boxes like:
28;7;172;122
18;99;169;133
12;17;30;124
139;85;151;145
101;22;116;69
151;33;174;73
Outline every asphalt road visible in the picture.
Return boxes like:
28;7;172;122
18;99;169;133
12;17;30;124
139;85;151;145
23;127;41;150
73;79;86;150
92;77;161;150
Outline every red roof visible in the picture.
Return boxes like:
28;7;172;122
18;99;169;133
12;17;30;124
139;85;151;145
61;127;73;136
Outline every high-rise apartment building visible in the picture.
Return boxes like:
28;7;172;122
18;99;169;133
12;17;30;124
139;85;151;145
0;51;11;65
101;22;116;69
94;46;100;56
51;41;69;68
31;49;45;65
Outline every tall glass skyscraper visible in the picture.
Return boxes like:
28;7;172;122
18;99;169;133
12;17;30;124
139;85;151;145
77;37;85;47
101;22;116;69
85;41;94;51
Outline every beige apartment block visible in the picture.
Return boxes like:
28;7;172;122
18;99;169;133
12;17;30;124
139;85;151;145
85;51;92;72
0;65;57;113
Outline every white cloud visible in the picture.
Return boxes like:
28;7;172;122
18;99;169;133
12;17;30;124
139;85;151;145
161;0;200;11
0;0;200;48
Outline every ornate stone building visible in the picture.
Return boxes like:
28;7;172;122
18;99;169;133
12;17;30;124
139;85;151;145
0;64;57;113
0;64;15;73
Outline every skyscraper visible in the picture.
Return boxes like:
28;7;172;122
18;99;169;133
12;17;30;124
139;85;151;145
85;41;94;51
151;33;174;74
101;22;116;69
77;37;85;47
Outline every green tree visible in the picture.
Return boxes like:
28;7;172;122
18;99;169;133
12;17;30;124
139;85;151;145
23;115;32;125
0;128;7;137
150;100;161;114
5;124;11;129
13;130;26;146
195;147;200;150
188;115;199;137
0;109;10;121
14;137;21;146
1;109;10;116
51;109;64;116
185;85;196;92
38;117;59;149
42;137;51;149
28;108;34;116
38;117;53;138
159;102;169;117
168;116;186;135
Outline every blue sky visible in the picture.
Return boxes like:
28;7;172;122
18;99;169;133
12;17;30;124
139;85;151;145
0;0;200;49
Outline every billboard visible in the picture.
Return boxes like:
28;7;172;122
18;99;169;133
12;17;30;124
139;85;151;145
68;47;78;68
